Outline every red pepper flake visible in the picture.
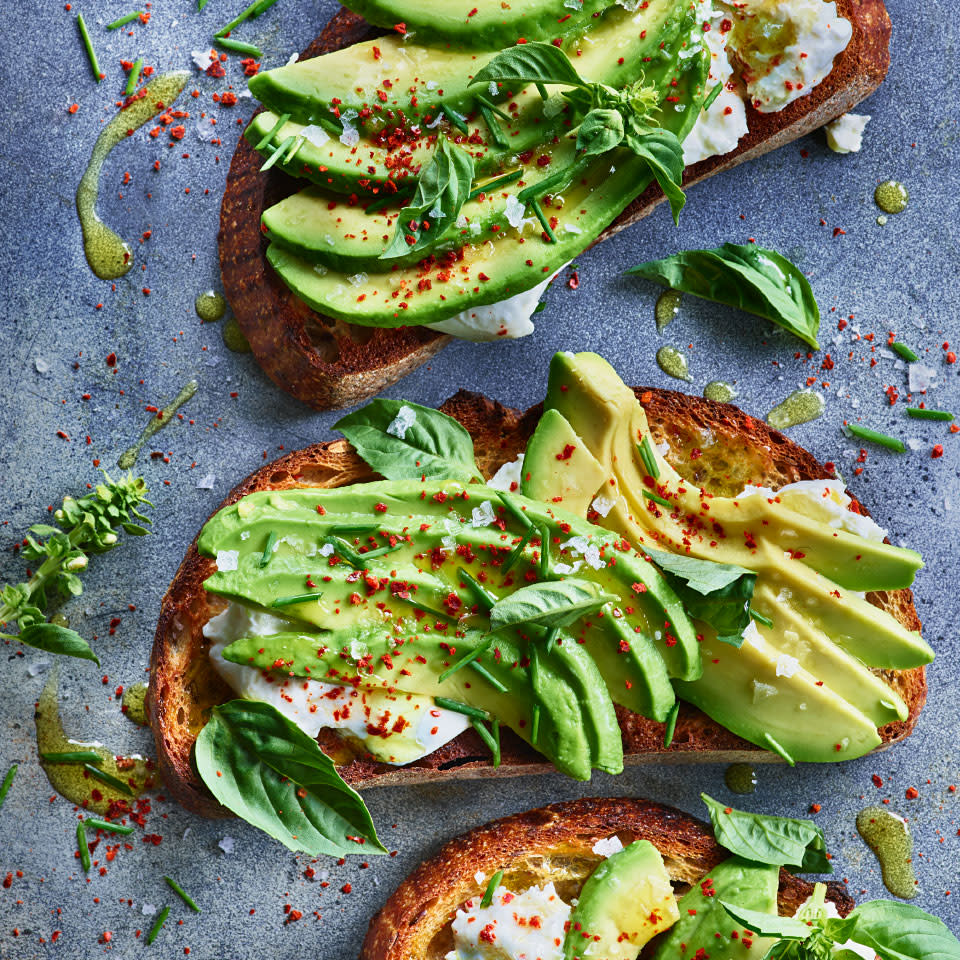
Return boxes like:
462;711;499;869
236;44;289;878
555;443;575;461
206;61;225;78
392;22;406;34
931;444;944;459
341;882;352;894
106;352;117;367
905;786;919;799
169;125;185;140
220;91;238;107
833;227;846;237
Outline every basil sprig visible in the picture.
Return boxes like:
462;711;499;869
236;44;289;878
334;398;482;483
702;794;831;873
627;243;821;348
379;138;475;260
194;699;385;857
489;578;616;630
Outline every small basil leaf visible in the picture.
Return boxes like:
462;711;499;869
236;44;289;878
719;901;818;940
702;794;832;873
194;699;385;857
576;108;624;156
627;243;821;348
489;578;616;630
848;901;960;960
16;623;100;665
471;41;583;88
334;398;481;483
623;125;686;224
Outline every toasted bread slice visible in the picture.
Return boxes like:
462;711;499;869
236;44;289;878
360;797;854;960
148;388;925;818
218;1;890;410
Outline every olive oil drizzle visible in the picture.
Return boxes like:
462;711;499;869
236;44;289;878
195;290;227;322
121;682;149;727
656;345;692;382
856;805;917;899
724;762;757;794
874;180;909;215
704;380;736;403
222;317;252;353
655;289;682;333
766;389;825;430
117;379;197;469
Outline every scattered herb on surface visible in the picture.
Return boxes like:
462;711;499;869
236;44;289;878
845;424;905;453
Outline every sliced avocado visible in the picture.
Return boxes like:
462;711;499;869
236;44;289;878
521;408;607;517
650;856;779;960
563;839;679;960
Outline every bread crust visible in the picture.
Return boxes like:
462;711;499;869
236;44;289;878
359;797;855;960
147;388;925;818
218;0;890;410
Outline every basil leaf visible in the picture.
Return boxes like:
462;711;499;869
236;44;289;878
623;125;686;224
646;549;756;648
194;699;385;857
848;901;960;960
702;794;832;873
576;108;624;156
334;398;481;483
380;138;474;260
719;901;817;940
627;243;821;348
16;623;100;666
471;41;583;88
489;578;617;630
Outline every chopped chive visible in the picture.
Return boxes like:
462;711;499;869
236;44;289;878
357;541;404;561
0;764;17;812
475;95;512;123
164;876;201;912
491;718;501;767
107;11;143;30
328;522;381;535
323;534;366;568
471;717;501;766
283;133;307;167
763;733;795;767
396;592;455;621
125;57;143;96
259;530;278;568
478;104;509;149
316;116;344;138
41;750;102;764
77;822;91;873
535;82;549;100
252;0;283;14
215;36;263;57
480;869;503;907
441;103;469;134
469;660;508;693
906;407;954;421
517;161;584;204
83;763;133;796
84;818;134;835
642;489;673;509
253;112;290;150
891;341;919;363
214;0;261;36
702;81;723;112
77;15;103;82
260;135;295;172
501;528;533;574
271;591;322;607
531;703;541;745
496;491;533;530
529;198;556;243
637;435;660;480
146;905;170;945
435;696;490;721
845;423;906;453
662;701;680;749
749;608;774;628
198;0;210;10
537;522;551;578
467;168;522;202
458;568;497;611
438;637;494;683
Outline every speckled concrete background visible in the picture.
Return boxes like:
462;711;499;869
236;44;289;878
0;0;957;955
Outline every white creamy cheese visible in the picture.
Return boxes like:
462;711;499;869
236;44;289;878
824;112;870;153
446;883;571;960
488;454;524;493
591;834;624;857
204;603;470;764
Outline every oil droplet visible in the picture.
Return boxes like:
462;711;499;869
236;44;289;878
121;682;149;727
724;763;757;794
36;669;157;814
874;180;909;215
704;380;736;404
767;389;825;430
655;290;682;333
876;215;888;226
856;805;917;899
656;345;691;382
49;612;70;628
118;379;197;469
222;317;252;353
76;71;189;279
195;290;227;322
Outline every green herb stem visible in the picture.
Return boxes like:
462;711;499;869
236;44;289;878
749;608;773;628
469;660;508;693
537;522;551;578
165;876;201;912
891;342;919;363
146;905;170;945
637;435;661;479
474;95;511;123
259;530;278;568
77;822;92;872
467;168;523;202
478;104;508;149
496;492;533;530
77;15;103;82
531;703;541;745
125;57;143;96
397;593;454;621
438;639;494;683
107;11;144;30
85;818;134;835
458;568;497;611
0;764;17;812
215;36;263;57
434;697;490;721
702;81;723;112
535;82;549;100
906;407;954;421
253;112;290;150
846;424;906;453
501;528;533;574
663;701;680;748
642;489;673;509
260;136;295;172
214;0;261;36
41;751;103;764
252;0;282;15
529;198;556;243
84;763;133;796
471;717;501;766
271;591;322;608
441;103;469;134
480;869;503;907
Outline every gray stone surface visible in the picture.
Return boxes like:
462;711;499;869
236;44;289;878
0;0;957;955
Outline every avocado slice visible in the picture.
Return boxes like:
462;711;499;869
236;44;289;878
650;856;779;960
562;839;679;960
521;407;607;517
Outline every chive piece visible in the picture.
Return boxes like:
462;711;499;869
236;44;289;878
497;491;533;530
147;905;170;945
77;15;103;82
491;718;501;767
214;0;260;36
642;489;673;509
637;435;661;480
215;36;263;57
471;717;501;765
435;697;490;721
478;104;509;149
845;423;906;453
702;81;723;112
906;407;954;421
529;198;556;243
323;535;367;568
328;522;381;535
662;701;680;749
107;11;143;30
198;0;210;10
469;660;508;693
763;733;796;767
475;95;512;123
253;112;290;150
537;522;551;578
397;593;455;621
516;160;585;204
480;869;504;907
749;608;774;628
438;637;494;683
83;763;133;796
41;750;102;764
259;530;278;568
271;591;322;608
85;818;134;835
357;541;404;561
0;764;17;812
164;876;201;912
441;103;469;134
252;0;282;14
125;57;143;96
891;341;919;363
317;116;344;138
535;82;549;100
467;168;523;202
531;703;541;745
76;822;91;873
501;528;533;574
260;135;295;172
459;568;497;611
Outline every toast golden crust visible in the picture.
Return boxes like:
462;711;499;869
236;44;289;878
147;388;925;818
359;797;855;960
218;1;890;410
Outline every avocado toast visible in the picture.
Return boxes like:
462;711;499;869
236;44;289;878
149;353;928;827
219;0;892;409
